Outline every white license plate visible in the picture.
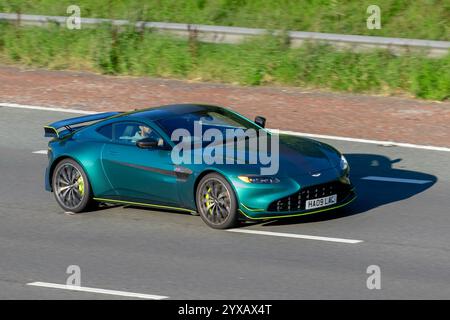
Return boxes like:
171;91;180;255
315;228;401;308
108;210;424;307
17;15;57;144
305;194;337;210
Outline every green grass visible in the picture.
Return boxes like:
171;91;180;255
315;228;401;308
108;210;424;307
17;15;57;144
0;23;448;100
0;0;449;40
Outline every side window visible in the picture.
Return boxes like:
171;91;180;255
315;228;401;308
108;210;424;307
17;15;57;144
113;122;164;146
97;124;113;139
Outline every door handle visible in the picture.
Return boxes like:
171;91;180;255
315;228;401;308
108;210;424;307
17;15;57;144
108;150;120;155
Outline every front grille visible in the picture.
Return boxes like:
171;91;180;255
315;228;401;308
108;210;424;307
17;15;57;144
267;180;352;212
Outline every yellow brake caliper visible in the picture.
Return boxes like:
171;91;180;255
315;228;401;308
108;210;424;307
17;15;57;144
205;187;213;214
77;176;85;196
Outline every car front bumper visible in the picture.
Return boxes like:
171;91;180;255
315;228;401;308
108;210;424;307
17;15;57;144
238;183;356;220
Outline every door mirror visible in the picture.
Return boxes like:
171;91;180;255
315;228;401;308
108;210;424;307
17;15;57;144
254;116;266;128
136;137;159;149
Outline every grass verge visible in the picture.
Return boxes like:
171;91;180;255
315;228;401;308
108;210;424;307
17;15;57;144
0;23;448;100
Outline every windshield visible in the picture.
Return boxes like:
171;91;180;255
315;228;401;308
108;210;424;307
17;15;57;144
156;108;262;141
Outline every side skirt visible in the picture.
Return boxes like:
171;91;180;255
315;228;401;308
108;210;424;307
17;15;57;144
93;197;196;214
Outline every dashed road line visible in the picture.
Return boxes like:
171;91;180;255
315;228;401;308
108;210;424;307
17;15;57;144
227;229;363;244
27;282;169;300
32;150;48;154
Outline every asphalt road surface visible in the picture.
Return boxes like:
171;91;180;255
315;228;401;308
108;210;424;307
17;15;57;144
1;105;449;299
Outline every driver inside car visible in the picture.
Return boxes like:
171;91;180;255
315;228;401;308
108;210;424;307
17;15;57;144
131;125;165;147
132;125;151;143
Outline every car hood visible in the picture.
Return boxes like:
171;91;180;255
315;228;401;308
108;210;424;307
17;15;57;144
275;134;338;177
191;133;341;178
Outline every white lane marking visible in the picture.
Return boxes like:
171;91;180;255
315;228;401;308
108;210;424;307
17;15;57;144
27;282;169;300
277;130;450;152
32;150;48;154
227;229;363;244
3;102;450;152
0;102;96;115
361;176;433;184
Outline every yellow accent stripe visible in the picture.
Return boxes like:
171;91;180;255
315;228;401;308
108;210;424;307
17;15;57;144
93;197;194;213
239;196;357;220
94;195;356;220
240;203;265;212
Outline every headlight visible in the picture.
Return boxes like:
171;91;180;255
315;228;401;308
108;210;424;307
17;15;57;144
238;176;280;184
340;155;349;171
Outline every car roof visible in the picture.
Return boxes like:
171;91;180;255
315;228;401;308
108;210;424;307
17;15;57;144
126;104;223;121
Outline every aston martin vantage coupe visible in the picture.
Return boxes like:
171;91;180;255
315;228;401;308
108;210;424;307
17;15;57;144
44;104;356;229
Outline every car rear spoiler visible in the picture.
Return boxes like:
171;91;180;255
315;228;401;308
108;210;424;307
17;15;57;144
44;111;122;138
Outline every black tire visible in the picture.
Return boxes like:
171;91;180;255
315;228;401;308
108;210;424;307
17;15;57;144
52;158;94;213
196;173;239;229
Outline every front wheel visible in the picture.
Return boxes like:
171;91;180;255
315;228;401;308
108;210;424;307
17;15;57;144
52;158;94;213
196;173;239;229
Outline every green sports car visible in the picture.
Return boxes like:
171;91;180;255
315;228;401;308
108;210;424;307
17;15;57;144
44;104;356;229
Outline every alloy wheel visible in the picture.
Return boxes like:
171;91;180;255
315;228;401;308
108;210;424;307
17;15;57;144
55;163;85;210
199;178;232;225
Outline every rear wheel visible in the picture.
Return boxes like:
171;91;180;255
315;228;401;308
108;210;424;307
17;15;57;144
52;158;94;213
196;173;239;229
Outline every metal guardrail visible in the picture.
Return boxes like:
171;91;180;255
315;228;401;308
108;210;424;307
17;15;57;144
1;13;449;57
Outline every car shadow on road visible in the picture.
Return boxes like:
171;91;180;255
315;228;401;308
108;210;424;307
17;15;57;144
256;153;437;227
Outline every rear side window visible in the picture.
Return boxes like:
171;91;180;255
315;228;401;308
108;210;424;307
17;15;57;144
97;124;113;139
